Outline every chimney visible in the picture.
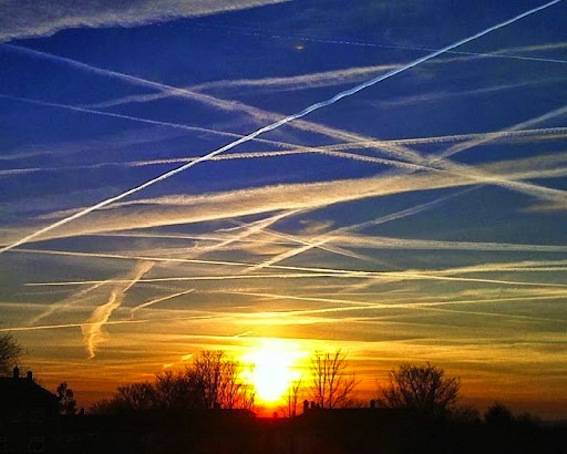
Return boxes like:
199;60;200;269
27;371;33;381
13;366;20;379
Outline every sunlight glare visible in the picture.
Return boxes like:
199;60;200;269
243;339;305;405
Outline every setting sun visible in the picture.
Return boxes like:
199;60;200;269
242;339;305;405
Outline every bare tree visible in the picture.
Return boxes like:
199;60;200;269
56;381;78;415
378;363;460;416
91;350;254;414
154;369;198;410
283;378;304;417
0;332;23;376
309;349;356;408
116;382;158;412
190;350;254;410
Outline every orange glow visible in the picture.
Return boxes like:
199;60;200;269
242;339;306;405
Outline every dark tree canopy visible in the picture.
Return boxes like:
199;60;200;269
484;402;514;425
309;349;356;409
56;381;78;415
378;363;460;416
0;332;23;376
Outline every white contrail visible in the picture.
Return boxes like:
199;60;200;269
0;0;562;255
25;269;567;289
3;127;565;178
437;105;567;162
193;23;567;65
4;158;565;247
130;288;195;317
81;261;154;358
28;279;110;325
0;319;150;333
87;63;402;106
2;53;562;204
0;93;262;142
4;26;564;203
247;187;476;271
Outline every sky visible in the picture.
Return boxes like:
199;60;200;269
0;0;566;417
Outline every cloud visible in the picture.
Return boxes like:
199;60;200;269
0;0;290;42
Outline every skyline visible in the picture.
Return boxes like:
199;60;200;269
0;0;566;417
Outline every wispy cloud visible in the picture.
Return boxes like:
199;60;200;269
81;261;154;358
0;0;290;42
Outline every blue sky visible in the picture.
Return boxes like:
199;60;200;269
0;0;566;416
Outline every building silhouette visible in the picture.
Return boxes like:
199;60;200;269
0;367;60;453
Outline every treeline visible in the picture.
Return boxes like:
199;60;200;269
90;348;541;425
91;351;254;413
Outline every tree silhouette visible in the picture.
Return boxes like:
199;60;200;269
309;349;356;408
283;378;303;417
190;350;254;409
56;381;78;415
91;350;254;413
484;402;514;425
0;332;22;375
154;369;198;410
378;363;460;416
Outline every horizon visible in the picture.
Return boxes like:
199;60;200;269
0;0;565;420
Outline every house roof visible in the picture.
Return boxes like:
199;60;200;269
0;374;58;408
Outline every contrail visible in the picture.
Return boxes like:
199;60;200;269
436;105;567;163
234;220;374;263
81;261;154;358
5;158;564;247
87;63;402;106
4;28;563;204
0;319;150;333
130;288;195;317
247;187;477;272
237;291;561;322
2;56;561;204
6;290;560;334
3;127;565;178
0;0;561;255
28;279;110;326
25;270;567;289
193;23;567;65
0;93;262;142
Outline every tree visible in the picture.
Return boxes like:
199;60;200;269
283;378;303;417
189;350;254;410
484;402;514;425
90;350;254;414
154;369;198;410
56;381;78;415
309;349;356;408
0;332;23;376
378;363;460;416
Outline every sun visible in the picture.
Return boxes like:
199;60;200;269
242;339;305;405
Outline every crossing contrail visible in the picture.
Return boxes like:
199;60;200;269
0;0;561;255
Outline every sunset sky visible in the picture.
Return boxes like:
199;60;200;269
0;0;565;417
